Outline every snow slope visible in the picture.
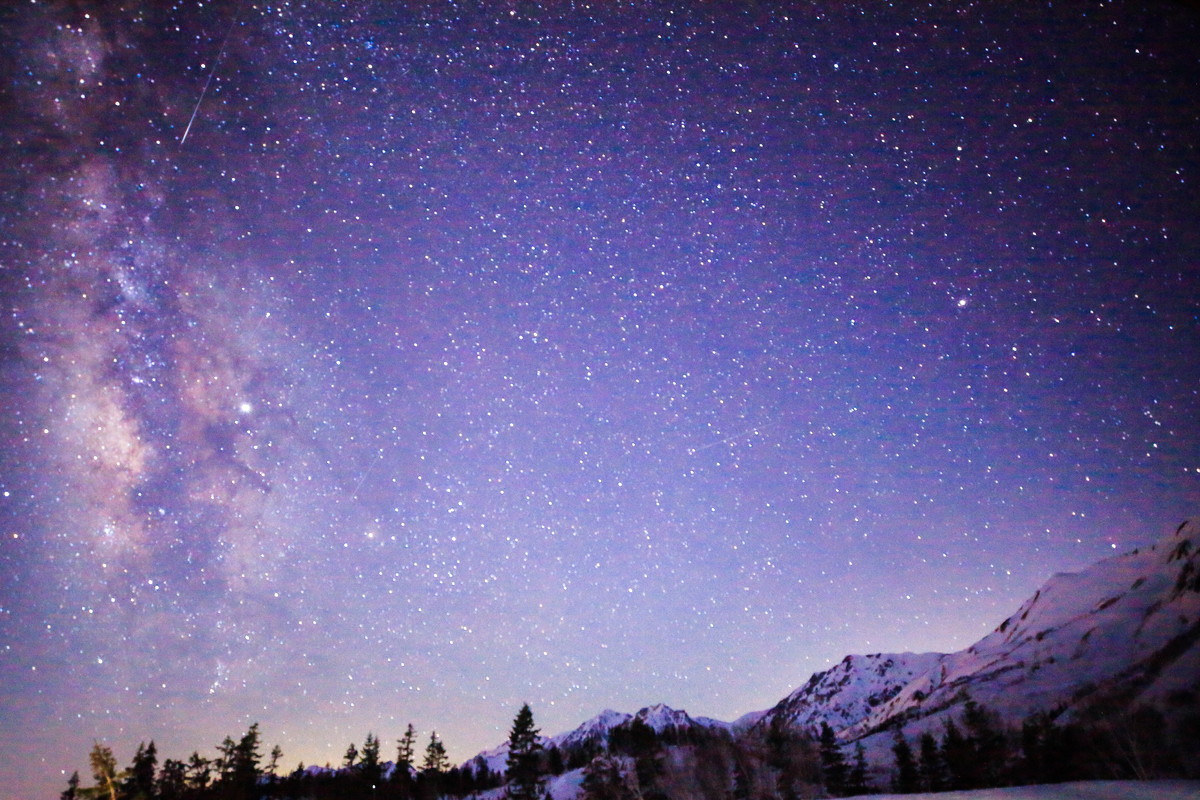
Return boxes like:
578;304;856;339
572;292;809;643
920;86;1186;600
859;780;1200;800
462;520;1199;778
848;520;1200;737
549;709;632;752
757;652;946;735
466;704;727;775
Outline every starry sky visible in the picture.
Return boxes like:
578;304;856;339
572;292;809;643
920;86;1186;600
1;0;1198;797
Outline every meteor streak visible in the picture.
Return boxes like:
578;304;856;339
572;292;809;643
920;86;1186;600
180;3;242;146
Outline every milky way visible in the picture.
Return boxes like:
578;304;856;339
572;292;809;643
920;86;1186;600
1;2;1198;799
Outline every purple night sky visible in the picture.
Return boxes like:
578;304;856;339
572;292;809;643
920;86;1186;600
2;1;1197;798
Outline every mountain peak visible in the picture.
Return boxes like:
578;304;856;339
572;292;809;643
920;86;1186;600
633;704;697;733
461;520;1200;780
844;519;1200;740
757;651;945;736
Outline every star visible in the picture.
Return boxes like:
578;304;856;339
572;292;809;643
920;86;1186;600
2;3;1198;799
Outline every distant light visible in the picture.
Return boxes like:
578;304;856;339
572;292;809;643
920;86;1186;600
956;298;969;308
238;401;253;414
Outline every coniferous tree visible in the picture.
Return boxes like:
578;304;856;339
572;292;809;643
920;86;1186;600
267;745;283;776
963;700;1007;788
157;759;187;800
917;732;943;792
396;725;417;771
506;704;543;800
394;724;417;799
124;740;158;800
580;755;637;800
418;733;448;800
187;752;212;794
422;732;448;774
360;733;383;793
765;714;805;800
1019;712;1088;784
629;719;666;800
215;736;238;785
890;731;919;793
546;746;565;776
216;723;262;800
344;743;360;770
1018;715;1048;784
84;742;124;800
261;745;283;799
818;723;847;797
846;742;869;796
62;771;80;800
940;718;976;790
234;724;263;793
765;715;792;800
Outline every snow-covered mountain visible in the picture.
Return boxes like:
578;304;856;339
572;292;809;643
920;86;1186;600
847;519;1200;739
467;704;728;775
627;703;729;735
548;709;632;753
755;651;946;736
464;520;1199;775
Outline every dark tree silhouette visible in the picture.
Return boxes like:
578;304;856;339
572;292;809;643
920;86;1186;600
422;732;448;774
891;730;919;793
505;704;543;800
124;741;157;800
360;733;383;796
581;755;637;800
917;731;943;792
158;758;187;800
846;742;869;796
61;771;80;800
818;723;847;797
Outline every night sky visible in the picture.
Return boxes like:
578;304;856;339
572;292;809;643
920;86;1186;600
2;1;1198;798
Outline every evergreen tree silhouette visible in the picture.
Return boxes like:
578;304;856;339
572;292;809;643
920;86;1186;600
422;732;448;773
506;704;543;800
393;724;418;800
61;771;79;800
186;752;211;794
124;741;157;800
159;759;188;800
360;733;383;796
890;730;919;793
917;732;943;792
818;723;847;797
418;732;448;800
846;741;869;795
580;755;638;800
940;718;973;790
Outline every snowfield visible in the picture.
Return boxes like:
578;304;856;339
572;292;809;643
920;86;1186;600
858;780;1200;800
501;776;1200;800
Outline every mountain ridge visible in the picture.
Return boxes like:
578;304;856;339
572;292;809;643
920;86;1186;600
466;519;1200;771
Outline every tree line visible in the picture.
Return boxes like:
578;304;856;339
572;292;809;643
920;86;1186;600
61;704;551;800
64;694;1199;800
884;696;1200;795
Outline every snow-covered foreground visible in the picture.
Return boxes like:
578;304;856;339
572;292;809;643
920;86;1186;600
529;775;1200;800
857;780;1200;800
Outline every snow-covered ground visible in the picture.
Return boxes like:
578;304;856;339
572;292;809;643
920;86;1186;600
858;780;1200;800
